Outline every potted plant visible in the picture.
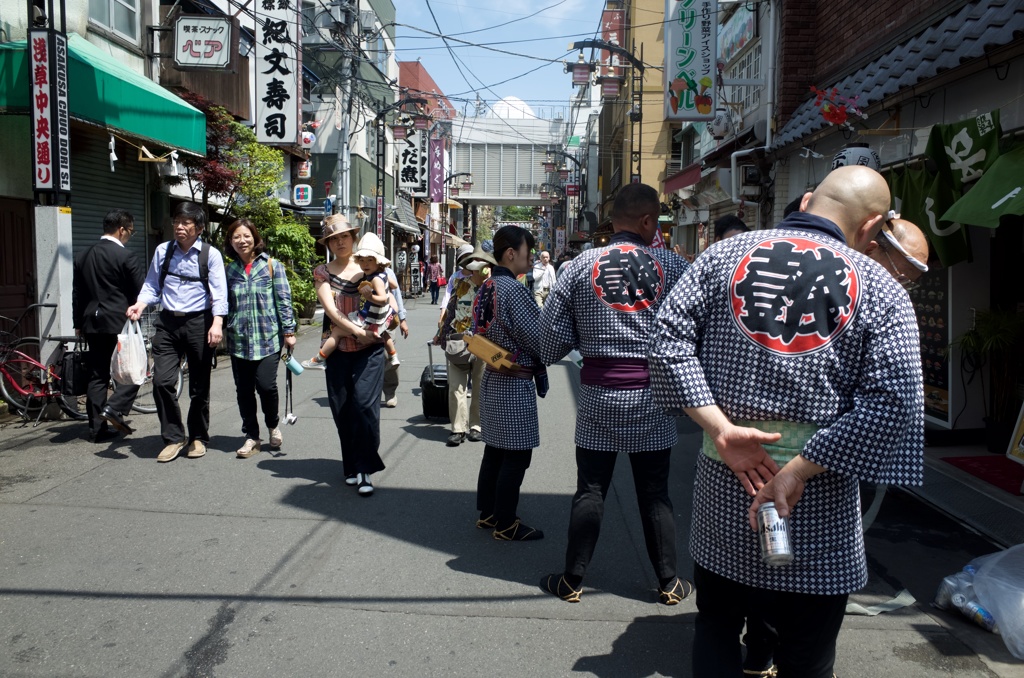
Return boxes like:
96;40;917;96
951;309;1024;452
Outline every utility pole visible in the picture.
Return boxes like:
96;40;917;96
332;3;356;223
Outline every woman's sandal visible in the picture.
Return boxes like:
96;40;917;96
475;514;496;529
492;519;544;541
658;577;695;605
541;574;582;603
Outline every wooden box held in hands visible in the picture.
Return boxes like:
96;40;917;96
465;333;518;372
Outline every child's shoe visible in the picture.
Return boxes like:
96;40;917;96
302;355;326;370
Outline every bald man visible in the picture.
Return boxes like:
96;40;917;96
866;215;929;288
651;166;924;677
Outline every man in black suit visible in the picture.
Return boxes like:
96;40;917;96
73;209;145;442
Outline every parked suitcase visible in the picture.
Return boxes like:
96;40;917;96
420;342;449;421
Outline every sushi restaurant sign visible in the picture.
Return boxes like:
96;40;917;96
664;0;717;121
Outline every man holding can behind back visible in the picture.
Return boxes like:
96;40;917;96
650;166;924;677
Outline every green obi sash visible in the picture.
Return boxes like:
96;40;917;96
702;419;819;467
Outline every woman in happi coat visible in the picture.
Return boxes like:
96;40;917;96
471;225;548;541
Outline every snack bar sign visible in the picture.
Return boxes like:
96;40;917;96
255;0;299;145
174;16;232;69
664;0;717;121
29;30;71;192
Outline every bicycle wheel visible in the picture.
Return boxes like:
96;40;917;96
0;338;47;417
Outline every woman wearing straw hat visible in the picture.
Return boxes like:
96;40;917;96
308;215;386;496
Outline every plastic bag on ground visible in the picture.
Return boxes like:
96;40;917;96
110;319;147;386
974;544;1024;659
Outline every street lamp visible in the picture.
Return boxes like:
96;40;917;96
543;160;556;173
596;75;625;99
566;52;594;86
558;166;570;181
413;115;430;130
462;178;474;192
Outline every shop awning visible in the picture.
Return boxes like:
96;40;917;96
0;34;206;155
385;218;421;235
664;162;702;193
941;144;1024;228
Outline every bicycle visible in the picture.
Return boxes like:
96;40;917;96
0;303;89;425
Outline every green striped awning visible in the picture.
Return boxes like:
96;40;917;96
0;33;205;155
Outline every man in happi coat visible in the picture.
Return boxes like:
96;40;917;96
650;166;924;677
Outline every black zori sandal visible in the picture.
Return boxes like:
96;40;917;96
658;577;695;605
492;519;543;541
541;574;582;603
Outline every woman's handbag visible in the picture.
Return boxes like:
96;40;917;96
444;333;473;366
437;275;447;287
60;341;90;396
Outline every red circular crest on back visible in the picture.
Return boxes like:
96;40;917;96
590;244;665;312
730;237;859;355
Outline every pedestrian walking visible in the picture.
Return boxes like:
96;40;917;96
471;225;547;541
427;256;443;304
537;183;692;605
649;166;924;677
437;244;495;446
439;244;474;311
222;218;296;459
310;214;386;496
127;201;228;463
531;251;557;308
72;209;145;442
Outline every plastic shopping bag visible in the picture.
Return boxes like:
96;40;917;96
975;544;1024;659
110;319;147;386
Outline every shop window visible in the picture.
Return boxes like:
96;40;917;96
89;0;139;42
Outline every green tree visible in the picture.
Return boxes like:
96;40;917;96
500;205;537;222
220;122;318;314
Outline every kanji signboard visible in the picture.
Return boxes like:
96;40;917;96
398;129;428;197
255;0;299;145
29;30;70;193
664;0;717;121
174;16;232;69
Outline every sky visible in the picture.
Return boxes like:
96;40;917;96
393;0;608;119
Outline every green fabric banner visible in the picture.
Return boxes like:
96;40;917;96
925;110;1001;192
911;109;1002;266
941;143;1024;229
889;167;972;267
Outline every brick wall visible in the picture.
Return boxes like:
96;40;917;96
776;0;959;126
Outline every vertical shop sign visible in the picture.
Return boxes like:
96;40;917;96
429;138;445;203
399;129;428;197
255;0;299;145
30;30;70;192
664;0;717;121
600;10;624;76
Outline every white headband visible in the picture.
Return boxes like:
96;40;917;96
882;211;928;272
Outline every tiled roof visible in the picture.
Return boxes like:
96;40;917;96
771;0;1024;151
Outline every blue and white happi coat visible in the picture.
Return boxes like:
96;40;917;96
650;212;924;595
472;267;543;450
539;231;689;452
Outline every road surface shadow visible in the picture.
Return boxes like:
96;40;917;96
572;614;694;678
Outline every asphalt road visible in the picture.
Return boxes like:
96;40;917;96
0;296;1021;677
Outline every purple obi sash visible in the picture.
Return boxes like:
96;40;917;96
580;357;650;390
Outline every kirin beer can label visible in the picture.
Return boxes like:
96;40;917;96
757;502;794;566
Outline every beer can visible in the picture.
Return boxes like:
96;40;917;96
757;502;794;566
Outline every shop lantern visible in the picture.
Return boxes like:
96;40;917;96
296;160;311;179
449;186;459;197
708;107;732;140
300;131;315;148
462;178;473;191
597;76;624;99
392;123;407;140
539;190;550;200
543;160;556;173
568;52;593;86
558;167;570;181
831;143;881;172
414;115;430;130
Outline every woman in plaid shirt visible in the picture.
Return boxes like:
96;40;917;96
223;218;297;459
